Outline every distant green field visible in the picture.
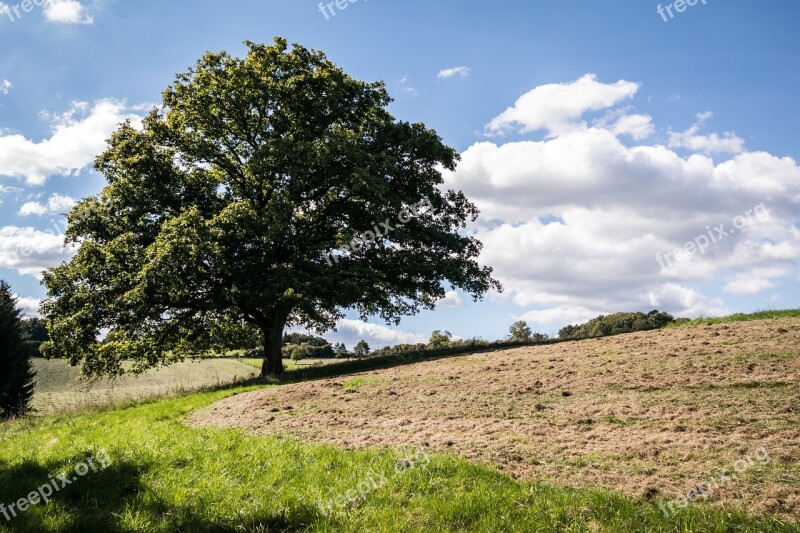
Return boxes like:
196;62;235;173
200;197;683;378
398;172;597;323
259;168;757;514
667;309;800;328
31;358;257;416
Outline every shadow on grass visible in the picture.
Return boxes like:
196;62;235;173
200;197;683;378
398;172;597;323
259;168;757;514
0;455;313;532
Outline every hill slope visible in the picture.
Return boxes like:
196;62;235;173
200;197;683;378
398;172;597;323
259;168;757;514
190;317;800;517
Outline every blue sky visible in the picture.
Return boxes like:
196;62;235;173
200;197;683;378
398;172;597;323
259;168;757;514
0;0;798;348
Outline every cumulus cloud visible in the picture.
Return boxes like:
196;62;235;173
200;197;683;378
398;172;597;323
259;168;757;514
43;0;93;24
518;306;599;327
0;79;11;94
442;74;800;327
438;66;472;80
668;112;745;155
723;267;788;295
0;99;144;185
15;295;41;317
486;74;640;136
594;109;654;140
333;318;427;348
0;226;75;278
19;193;77;216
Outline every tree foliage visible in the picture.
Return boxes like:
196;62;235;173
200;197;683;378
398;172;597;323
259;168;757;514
428;330;453;348
508;320;532;342
558;310;675;340
353;340;370;358
0;281;36;419
41;38;500;377
20;317;49;357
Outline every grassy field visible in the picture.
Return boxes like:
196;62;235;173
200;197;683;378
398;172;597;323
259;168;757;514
31;358;258;416
1;311;798;532
667;309;800;328
1;386;797;532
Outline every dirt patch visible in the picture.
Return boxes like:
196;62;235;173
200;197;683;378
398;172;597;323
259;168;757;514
188;318;800;516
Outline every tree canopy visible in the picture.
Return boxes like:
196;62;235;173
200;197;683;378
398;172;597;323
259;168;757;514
41;38;500;377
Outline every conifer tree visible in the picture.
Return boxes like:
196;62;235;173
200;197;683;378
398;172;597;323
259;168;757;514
0;280;36;419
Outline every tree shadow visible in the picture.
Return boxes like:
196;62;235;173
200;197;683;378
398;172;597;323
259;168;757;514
0;453;320;532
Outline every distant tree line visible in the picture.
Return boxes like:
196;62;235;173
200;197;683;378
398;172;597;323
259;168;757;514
232;310;678;363
557;310;676;340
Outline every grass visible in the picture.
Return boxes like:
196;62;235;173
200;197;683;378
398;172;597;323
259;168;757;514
30;358;257;416
5;309;798;531
1;386;798;532
667;309;800;328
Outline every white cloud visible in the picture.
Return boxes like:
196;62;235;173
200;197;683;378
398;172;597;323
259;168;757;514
0;99;144;185
19;193;77;216
442;75;800;324
438;66;472;80
14;295;41;317
438;290;465;307
519;306;598;326
668;112;745;155
333;318;427;349
594;111;654;140
486;74;640;136
0;226;75;279
43;0;93;24
647;284;729;317
0;79;11;95
723;267;788;295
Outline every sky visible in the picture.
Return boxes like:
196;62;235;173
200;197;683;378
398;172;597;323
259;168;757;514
0;0;798;349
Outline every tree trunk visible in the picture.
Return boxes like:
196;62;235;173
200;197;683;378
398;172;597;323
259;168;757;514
261;310;288;378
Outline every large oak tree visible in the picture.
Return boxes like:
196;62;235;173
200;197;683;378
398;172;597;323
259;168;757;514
41;38;500;377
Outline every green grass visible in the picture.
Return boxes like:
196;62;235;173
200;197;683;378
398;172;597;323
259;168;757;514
1;386;797;532
667;309;800;328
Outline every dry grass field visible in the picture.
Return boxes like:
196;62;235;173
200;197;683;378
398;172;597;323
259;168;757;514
31;358;258;415
190;317;800;518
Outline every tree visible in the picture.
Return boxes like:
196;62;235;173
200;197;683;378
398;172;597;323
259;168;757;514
40;38;501;377
428;330;453;348
0;281;36;419
334;343;349;358
508;320;532;342
353;340;370;358
20;317;49;357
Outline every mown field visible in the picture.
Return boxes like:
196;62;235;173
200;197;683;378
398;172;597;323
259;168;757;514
1;312;798;532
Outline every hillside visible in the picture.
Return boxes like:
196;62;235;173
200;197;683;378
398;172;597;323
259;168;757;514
190;316;800;517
